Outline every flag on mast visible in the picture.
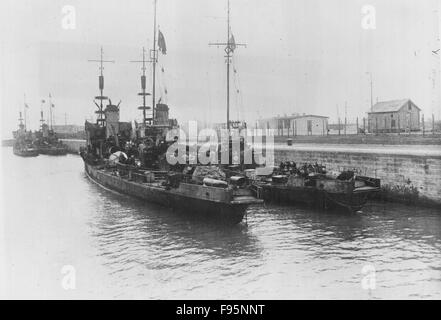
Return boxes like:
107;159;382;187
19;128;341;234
229;34;236;52
158;30;167;54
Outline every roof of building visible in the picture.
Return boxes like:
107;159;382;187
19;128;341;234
369;99;420;113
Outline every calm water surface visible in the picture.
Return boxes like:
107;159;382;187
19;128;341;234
1;148;440;299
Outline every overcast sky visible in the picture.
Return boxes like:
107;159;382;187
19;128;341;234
1;0;440;137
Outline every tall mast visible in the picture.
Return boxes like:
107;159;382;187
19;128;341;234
209;0;246;130
48;93;53;130
18;111;24;129
152;0;158;122
40;109;45;129
227;0;230;130
88;47;115;126
23;93;27;131
131;47;152;124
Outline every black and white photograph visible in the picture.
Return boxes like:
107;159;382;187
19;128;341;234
0;0;440;303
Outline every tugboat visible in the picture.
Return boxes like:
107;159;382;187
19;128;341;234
80;0;261;225
12;112;39;157
250;162;381;212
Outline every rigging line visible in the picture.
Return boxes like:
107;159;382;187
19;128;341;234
231;56;239;120
232;55;244;121
157;59;166;102
235;56;245;115
207;53;213;123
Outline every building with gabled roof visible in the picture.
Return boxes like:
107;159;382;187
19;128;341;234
367;99;421;133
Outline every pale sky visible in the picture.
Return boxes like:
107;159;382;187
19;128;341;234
1;0;440;138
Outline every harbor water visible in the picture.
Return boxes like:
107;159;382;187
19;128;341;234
1;148;440;299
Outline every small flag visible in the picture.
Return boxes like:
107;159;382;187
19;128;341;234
51;103;55;108
158;30;167;54
41;99;46;103
229;34;236;52
24;103;29;109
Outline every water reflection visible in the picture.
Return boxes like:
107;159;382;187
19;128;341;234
2;148;441;299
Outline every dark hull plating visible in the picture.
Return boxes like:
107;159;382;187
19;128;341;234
39;147;68;156
84;162;250;225
257;184;373;212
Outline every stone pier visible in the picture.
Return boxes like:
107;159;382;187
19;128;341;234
271;144;441;207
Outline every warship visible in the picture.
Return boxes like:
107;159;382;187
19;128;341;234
34;107;68;156
12;112;39;157
80;0;262;225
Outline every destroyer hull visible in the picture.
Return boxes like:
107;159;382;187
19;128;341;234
85;162;256;225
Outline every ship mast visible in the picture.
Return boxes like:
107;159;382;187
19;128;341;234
48;93;53;130
209;0;246;130
88;47;115;126
18;111;24;129
151;0;158;123
23;94;27;131
131;48;152;125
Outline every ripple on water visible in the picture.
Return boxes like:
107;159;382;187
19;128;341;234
2;151;441;299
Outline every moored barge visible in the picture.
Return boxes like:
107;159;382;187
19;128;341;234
250;163;381;212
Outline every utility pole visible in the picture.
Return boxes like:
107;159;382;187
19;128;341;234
366;72;373;111
65;113;67;126
344;101;347;135
209;0;246;130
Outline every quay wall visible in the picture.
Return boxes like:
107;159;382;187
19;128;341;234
61;139;86;154
60;139;441;206
272;148;441;207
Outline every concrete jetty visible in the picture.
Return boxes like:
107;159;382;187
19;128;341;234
271;143;441;207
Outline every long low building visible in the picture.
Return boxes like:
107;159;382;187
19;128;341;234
257;114;329;136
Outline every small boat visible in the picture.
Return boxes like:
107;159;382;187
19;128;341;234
13;144;39;157
34;108;68;156
250;163;381;212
